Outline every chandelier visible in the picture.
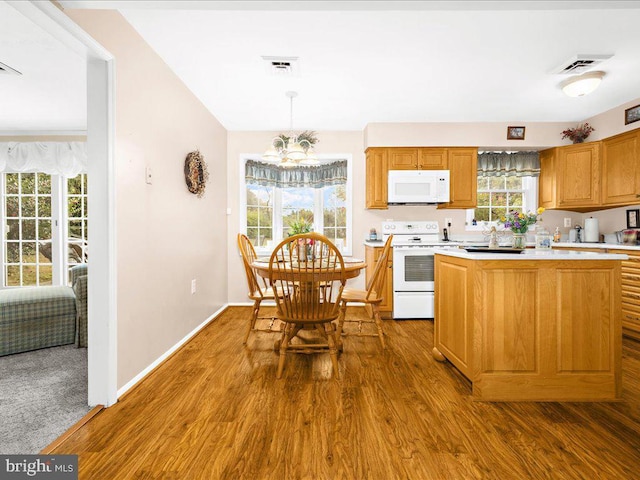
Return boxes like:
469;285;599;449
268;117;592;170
262;91;319;167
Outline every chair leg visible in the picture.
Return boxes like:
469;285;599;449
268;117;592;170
277;323;294;379
320;323;340;378
243;299;261;344
335;301;347;351
372;305;385;349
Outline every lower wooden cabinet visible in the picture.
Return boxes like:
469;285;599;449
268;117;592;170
556;246;640;341
609;249;640;341
365;245;393;319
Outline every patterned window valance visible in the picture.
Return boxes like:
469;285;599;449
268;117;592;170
0;142;87;178
245;159;347;188
478;151;540;177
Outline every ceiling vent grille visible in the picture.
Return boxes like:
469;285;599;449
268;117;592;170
262;56;300;77
0;61;21;75
552;54;613;75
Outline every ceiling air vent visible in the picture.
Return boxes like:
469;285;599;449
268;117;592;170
552;54;613;75
0;61;21;75
262;56;300;77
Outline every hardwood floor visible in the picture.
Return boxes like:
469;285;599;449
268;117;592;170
52;306;640;479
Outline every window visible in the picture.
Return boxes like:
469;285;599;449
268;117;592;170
242;157;352;255
2;173;53;286
1;172;88;287
466;175;538;230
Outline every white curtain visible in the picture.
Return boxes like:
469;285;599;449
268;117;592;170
0;142;87;177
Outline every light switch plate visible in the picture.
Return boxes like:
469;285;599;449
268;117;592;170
145;166;153;185
564;218;572;227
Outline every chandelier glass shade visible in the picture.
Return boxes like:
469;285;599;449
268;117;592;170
263;91;319;167
560;71;605;97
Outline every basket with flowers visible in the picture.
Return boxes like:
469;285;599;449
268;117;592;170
561;123;595;144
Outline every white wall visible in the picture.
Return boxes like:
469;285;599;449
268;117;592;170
66;10;228;389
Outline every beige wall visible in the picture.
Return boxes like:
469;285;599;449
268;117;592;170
586;97;640;140
65;10;228;389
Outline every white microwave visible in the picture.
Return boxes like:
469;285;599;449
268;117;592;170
387;170;450;204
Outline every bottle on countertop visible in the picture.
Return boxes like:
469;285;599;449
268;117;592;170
369;228;377;241
553;227;561;243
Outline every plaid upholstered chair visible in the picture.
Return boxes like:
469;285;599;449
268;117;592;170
0;264;88;356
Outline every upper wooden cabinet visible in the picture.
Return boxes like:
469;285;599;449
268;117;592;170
366;147;476;209
365;148;388;209
538;148;556;209
438;148;477;209
602;129;640;206
388;147;448;170
557;142;600;208
539;142;601;211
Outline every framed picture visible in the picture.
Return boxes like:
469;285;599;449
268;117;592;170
507;126;525;140
625;104;640;125
627;209;639;228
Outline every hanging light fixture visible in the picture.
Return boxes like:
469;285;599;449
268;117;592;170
560;71;605;97
263;91;319;167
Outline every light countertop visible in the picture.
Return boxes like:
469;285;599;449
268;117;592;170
434;248;628;261
552;242;640;251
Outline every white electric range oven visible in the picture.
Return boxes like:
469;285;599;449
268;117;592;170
382;221;458;319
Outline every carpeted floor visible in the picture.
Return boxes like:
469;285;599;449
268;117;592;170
0;345;90;454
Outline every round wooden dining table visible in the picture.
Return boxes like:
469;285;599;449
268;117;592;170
251;257;366;351
251;257;366;281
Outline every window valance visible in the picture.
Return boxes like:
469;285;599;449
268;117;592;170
245;159;347;188
0;142;88;178
478;151;540;177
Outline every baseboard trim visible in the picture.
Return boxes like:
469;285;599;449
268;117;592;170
117;304;229;399
40;405;104;454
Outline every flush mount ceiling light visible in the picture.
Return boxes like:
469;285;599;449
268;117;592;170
262;91;319;167
560;71;605;97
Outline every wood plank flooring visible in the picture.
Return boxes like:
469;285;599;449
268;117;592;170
52;306;640;479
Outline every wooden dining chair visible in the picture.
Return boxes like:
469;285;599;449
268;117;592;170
269;233;346;379
237;233;279;344
336;234;393;349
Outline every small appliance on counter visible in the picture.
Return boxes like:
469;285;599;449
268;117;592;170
584;217;599;243
569;225;583;243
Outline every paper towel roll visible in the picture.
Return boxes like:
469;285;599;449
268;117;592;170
584;217;599;243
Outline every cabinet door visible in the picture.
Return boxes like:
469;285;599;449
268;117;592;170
418;148;448;169
557;142;600;208
365;148;388;209
439;148;477;209
602;130;640;206
538;148;556;209
388;148;419;169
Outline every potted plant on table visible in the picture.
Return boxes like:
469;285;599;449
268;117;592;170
287;218;314;260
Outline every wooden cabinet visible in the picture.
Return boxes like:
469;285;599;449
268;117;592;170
538;148;556;209
388;148;419;169
609;249;640;341
539;142;601;211
365;245;393;319
438;148;477;209
434;252;622;401
365;148;388;209
366;147;475;209
602;129;640;206
388;147;448;170
557;142;600;209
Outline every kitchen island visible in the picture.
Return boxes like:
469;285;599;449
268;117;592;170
433;248;627;401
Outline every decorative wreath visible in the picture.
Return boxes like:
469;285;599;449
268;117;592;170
184;150;209;198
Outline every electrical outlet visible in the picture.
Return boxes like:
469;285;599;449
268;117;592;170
564;218;572;228
445;217;453;227
191;279;197;295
